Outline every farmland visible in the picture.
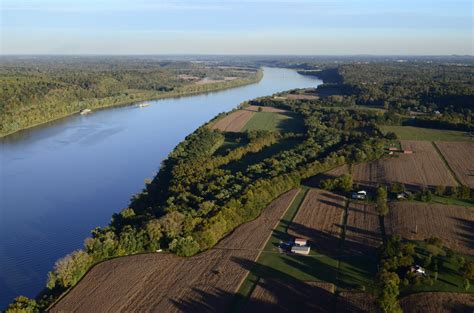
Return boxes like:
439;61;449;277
242;111;304;133
288;188;346;256
386;202;474;255
379;125;471;141
52;190;299;312
435;141;474;188
400;292;474;313
345;203;382;254
351;140;457;189
211;110;255;132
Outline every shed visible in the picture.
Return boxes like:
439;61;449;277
291;245;310;255
388;147;398;151
403;150;413;154
294;238;307;246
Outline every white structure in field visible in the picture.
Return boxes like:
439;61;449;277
351;190;367;200
291;245;310;255
294;238;307;246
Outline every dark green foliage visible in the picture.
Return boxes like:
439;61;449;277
0;57;261;136
5;296;38;313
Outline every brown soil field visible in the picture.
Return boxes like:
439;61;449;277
435;141;474;188
285;94;319;100
211;110;255;132
336;292;378;313
244;278;336;313
351;141;457;189
288;188;346;255
386;202;474;255
245;105;288;113
345;203;382;254
52;189;299;313
400;292;474;313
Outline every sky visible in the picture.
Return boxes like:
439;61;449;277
1;0;473;55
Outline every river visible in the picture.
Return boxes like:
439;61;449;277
0;67;322;307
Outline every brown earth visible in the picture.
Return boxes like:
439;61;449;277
285;94;319;100
435;141;474;188
288;188;346;255
52;189;299;313
345;203;382;254
336;292;378;313
245;105;288;113
210;110;255;132
350;141;457;190
244;278;336;313
386;202;474;255
400;292;474;313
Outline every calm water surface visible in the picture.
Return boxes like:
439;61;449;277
0;67;321;306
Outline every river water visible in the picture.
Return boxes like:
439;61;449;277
0;67;321;306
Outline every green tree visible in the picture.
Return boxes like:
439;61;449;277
53;250;93;288
376;186;389;216
6;296;38;313
169;236;200;256
376;270;402;313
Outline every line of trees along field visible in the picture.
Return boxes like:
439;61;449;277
0;57;262;136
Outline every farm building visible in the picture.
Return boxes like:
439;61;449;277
291;245;311;255
408;265;426;277
294;238;307;246
351;190;367;200
388;147;399;151
403;150;413;154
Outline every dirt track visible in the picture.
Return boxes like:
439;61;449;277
52;189;299;313
435;141;474;188
386;202;474;255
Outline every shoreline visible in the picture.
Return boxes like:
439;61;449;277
0;69;263;139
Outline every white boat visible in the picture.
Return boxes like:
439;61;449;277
138;103;150;108
80;109;92;115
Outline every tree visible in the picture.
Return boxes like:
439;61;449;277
53;250;93;288
376;270;402;313
376;186;389;216
435;185;446;196
6;296;38;313
461;261;474;281
169;236;200;256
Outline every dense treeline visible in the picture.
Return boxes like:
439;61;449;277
0;57;261;136
337;62;474;128
7;90;389;311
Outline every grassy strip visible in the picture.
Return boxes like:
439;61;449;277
431;141;462;186
379;126;470;141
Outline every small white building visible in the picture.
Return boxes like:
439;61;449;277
294;238;307;246
291;245;310;255
352;190;367;200
409;265;426;277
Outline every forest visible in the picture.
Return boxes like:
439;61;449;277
0;56;261;136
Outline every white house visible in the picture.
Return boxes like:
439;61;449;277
294;238;307;246
291;245;310;255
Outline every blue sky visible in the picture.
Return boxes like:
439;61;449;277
1;0;473;55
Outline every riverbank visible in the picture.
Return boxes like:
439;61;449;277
0;69;263;138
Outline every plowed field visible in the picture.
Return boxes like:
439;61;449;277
435;141;474;188
400;292;474;313
386;202;474;255
288;189;346;255
345;203;382;254
52;189;299;312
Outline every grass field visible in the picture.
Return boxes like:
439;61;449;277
242;111;304;133
379;126;471;141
